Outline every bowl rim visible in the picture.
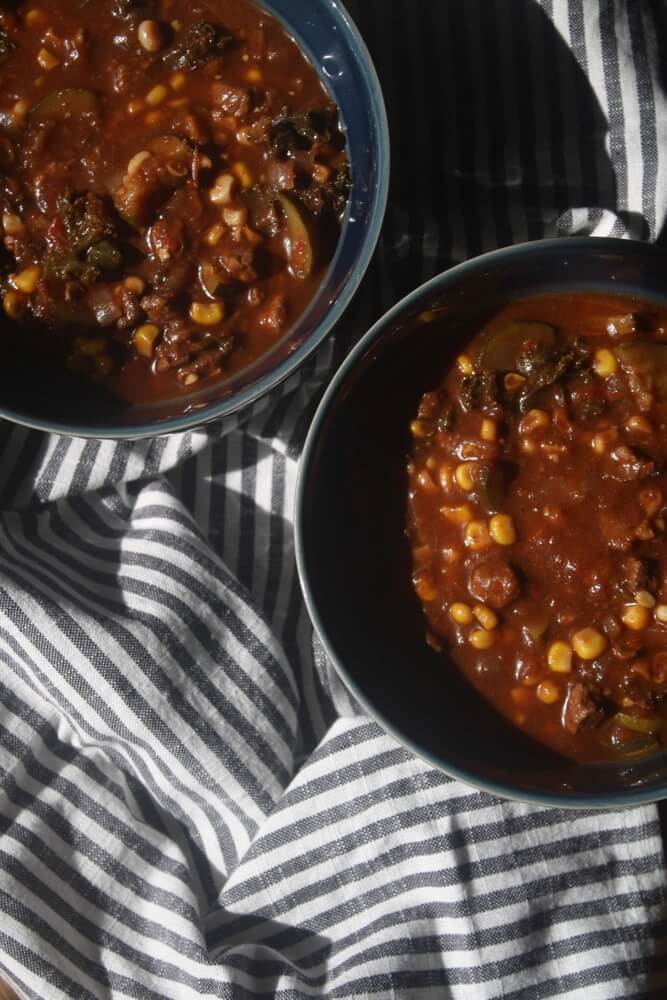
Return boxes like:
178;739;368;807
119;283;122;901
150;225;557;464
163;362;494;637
0;0;390;441
295;235;667;808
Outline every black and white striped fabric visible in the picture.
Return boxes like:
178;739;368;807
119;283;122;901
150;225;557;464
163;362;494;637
1;2;667;997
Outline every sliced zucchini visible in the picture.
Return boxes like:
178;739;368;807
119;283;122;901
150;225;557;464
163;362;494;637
32;88;98;126
278;193;314;280
476;321;556;373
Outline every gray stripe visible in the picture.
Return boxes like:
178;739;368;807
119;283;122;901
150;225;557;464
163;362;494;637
0;693;191;884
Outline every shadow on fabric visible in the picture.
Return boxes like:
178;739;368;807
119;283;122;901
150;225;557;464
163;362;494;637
344;0;647;301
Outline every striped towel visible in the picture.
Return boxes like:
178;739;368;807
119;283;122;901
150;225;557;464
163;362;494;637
1;1;666;997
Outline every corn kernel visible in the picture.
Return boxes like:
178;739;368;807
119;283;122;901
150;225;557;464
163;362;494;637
206;223;224;246
480;418;497;442
134;324;160;358
473;605;498;631
489;514;516;546
124;275;146;295
572;628;607;660
13;99;30;119
410;419;428;438
438;463;453;491
519;409;550;436
222;206;248;229
635;590;656;609
170;71;188;91
441;503;474;525
537;680;561;704
455;462;475;492
183;372;199;386
11;264;42;294
465;520;493;551
621;603;650;631
146;84;168;106
416;470;437;494
415;576;437;602
232;161;253;189
450;602;473;626
461;442;487;461
245;67;263;84
209;173;235;205
547;641;573;674
592;428;619;454
504;372;526;392
469;628;495;650
2;213;24;236
625;414;653;435
593;348;618;377
3;290;25;319
655;605;667;624
37;48;59;70
25;8;48;28
190;301;225;325
457;354;473;375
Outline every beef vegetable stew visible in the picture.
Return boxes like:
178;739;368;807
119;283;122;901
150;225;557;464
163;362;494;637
0;0;349;400
408;293;667;763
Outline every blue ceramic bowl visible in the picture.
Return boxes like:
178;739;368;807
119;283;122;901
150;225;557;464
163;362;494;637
0;0;389;440
296;237;667;808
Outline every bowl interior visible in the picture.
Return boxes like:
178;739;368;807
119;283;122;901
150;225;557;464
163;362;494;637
297;238;667;806
0;0;388;439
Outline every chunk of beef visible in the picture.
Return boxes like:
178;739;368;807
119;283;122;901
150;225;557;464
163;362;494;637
598;508;635;552
256;293;286;333
116;287;142;331
108;58;144;95
176;340;234;384
211;82;251;120
562;682;603;735
247;185;282;237
140;292;177;325
215;245;258;284
149;218;184;263
620;556;649;594
266;160;296;192
469;556;520;609
113;138;191;227
609;445;655;482
566;373;607;423
166;21;232;71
